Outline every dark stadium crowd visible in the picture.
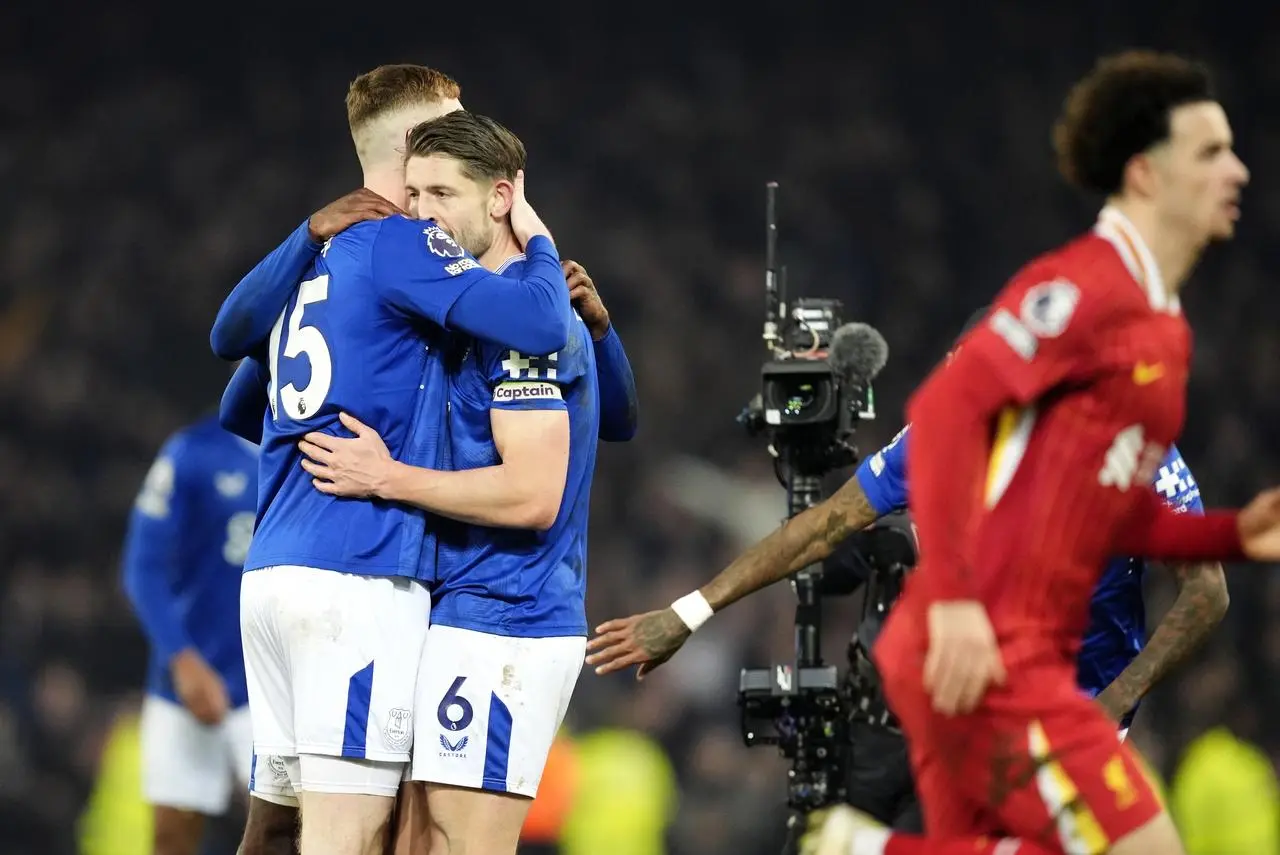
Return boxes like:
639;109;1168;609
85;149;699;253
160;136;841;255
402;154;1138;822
6;4;1280;853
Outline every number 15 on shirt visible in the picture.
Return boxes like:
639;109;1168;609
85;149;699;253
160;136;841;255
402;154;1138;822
267;274;333;422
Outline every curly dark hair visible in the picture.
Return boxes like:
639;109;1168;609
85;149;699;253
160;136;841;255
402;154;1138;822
1053;50;1216;196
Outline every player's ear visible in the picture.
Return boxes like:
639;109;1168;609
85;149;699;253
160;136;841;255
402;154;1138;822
1125;151;1160;199
489;178;515;220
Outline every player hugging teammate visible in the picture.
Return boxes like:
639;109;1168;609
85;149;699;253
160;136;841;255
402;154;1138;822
201;66;637;855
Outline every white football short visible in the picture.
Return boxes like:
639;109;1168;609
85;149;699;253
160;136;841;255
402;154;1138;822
249;752;298;807
410;625;584;797
240;565;430;796
249;752;407;804
140;695;253;814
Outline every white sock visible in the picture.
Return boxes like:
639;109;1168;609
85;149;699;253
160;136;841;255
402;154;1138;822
851;828;890;855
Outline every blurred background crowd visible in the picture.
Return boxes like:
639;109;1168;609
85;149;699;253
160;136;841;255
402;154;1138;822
6;2;1280;853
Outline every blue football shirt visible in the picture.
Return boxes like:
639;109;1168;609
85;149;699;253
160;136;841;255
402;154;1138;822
431;255;600;637
122;415;258;707
246;217;563;581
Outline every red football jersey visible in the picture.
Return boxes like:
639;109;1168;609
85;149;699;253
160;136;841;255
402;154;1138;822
903;207;1192;661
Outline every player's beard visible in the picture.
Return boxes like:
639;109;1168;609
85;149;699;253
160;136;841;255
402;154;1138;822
453;218;494;260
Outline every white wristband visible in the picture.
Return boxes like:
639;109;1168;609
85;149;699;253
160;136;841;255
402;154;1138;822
671;591;714;632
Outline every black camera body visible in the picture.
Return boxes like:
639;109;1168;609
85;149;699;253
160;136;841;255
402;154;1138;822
740;297;876;477
739;661;847;809
735;515;919;812
734;184;893;814
762;356;841;427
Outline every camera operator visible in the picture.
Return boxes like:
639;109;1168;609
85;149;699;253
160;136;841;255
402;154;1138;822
587;308;1227;834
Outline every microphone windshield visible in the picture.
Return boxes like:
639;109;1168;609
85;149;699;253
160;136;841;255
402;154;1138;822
830;323;889;387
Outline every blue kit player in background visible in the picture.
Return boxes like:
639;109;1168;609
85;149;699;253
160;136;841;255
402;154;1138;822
589;310;1228;735
231;97;571;855
295;111;603;855
122;412;258;855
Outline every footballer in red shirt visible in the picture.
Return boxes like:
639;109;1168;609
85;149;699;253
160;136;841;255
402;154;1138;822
812;51;1280;855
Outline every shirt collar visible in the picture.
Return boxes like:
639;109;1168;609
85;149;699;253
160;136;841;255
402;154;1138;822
1093;205;1180;314
495;253;527;274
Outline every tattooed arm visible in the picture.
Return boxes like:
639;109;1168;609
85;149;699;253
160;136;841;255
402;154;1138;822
586;476;881;677
700;476;879;611
1095;560;1228;721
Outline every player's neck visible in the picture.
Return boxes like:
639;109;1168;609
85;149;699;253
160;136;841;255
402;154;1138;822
1104;198;1201;295
477;228;523;272
362;168;406;210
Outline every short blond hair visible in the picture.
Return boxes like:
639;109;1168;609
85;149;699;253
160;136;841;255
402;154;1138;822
345;64;462;167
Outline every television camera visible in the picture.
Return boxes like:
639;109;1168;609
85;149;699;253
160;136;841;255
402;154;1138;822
735;182;903;816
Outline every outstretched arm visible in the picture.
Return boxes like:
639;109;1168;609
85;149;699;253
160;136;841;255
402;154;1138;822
585;475;881;678
702;477;879;612
586;426;911;679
